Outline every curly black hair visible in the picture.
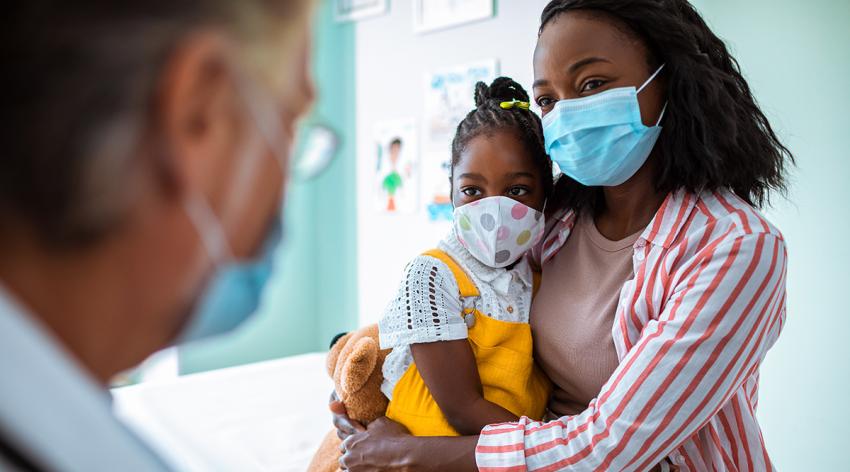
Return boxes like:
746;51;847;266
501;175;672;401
540;0;793;212
451;77;554;198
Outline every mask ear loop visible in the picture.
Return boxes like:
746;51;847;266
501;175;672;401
636;63;668;127
184;196;235;266
655;102;668;126
234;69;294;179
182;70;285;269
637;63;666;94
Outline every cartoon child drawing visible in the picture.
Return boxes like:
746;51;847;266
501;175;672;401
382;137;404;211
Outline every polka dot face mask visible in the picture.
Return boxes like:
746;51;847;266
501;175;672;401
453;196;545;269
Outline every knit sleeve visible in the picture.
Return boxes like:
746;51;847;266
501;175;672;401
378;255;467;349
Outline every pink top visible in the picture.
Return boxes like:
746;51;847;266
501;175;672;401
531;212;642;416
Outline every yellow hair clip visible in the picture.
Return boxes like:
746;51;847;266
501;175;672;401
500;99;530;110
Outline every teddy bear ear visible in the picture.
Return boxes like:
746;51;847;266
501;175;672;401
339;337;378;396
326;332;353;378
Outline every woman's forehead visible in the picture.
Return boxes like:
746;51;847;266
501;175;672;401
534;12;647;76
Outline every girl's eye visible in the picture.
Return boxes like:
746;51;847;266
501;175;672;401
580;79;606;93
461;187;481;197
507;187;529;197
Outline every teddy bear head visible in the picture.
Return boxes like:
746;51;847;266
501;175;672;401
327;324;390;424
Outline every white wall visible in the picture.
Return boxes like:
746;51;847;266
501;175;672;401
355;0;551;325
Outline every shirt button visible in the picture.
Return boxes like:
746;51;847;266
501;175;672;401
465;313;476;328
507;306;514;314
635;249;646;261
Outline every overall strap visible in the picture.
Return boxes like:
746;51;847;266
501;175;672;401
422;249;479;299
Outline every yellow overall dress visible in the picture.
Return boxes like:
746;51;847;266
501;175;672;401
385;249;551;436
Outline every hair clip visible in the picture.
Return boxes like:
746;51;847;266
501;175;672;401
500;99;530;110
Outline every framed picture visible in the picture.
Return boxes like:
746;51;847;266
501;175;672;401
335;0;388;22
414;0;495;33
422;59;499;222
424;59;499;144
373;118;419;214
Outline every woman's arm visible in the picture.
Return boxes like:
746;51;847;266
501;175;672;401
410;340;517;435
477;232;787;470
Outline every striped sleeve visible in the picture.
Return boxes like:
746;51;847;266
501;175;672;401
476;231;787;471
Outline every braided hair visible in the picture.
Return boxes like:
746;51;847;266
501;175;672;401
540;0;793;213
450;77;553;198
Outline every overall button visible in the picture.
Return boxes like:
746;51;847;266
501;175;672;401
506;305;514;314
465;313;476;328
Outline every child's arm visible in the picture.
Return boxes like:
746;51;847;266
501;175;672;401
411;340;518;435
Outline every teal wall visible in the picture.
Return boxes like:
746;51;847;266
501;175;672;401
179;0;358;374
690;1;850;469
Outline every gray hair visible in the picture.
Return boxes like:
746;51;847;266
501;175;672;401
0;1;313;247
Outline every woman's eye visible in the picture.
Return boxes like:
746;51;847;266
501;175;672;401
536;97;554;108
461;187;481;197
507;187;529;197
580;79;606;93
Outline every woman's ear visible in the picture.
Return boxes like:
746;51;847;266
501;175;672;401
339;337;378;395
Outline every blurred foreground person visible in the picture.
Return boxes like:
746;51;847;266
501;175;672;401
0;1;315;470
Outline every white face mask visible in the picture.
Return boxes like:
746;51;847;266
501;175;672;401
453;196;545;268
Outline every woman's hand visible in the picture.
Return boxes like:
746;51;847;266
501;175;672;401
339;417;413;471
329;390;479;471
329;392;365;440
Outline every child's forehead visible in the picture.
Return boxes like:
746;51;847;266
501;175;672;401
456;131;539;174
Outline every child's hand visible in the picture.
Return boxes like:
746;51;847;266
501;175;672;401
329;391;365;441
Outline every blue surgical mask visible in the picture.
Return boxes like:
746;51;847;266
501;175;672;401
178;78;292;344
542;64;666;187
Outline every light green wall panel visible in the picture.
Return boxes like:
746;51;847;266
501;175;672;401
692;1;850;469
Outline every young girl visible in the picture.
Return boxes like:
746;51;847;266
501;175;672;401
378;77;553;436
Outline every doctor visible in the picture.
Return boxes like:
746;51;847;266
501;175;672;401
0;1;315;470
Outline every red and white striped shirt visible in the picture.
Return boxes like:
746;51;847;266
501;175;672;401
476;189;787;472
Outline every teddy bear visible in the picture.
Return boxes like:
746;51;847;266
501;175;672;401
308;324;390;472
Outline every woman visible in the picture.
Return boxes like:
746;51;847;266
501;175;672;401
335;0;791;470
0;1;314;470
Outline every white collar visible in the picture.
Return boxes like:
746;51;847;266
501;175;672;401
438;229;533;297
0;283;171;471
